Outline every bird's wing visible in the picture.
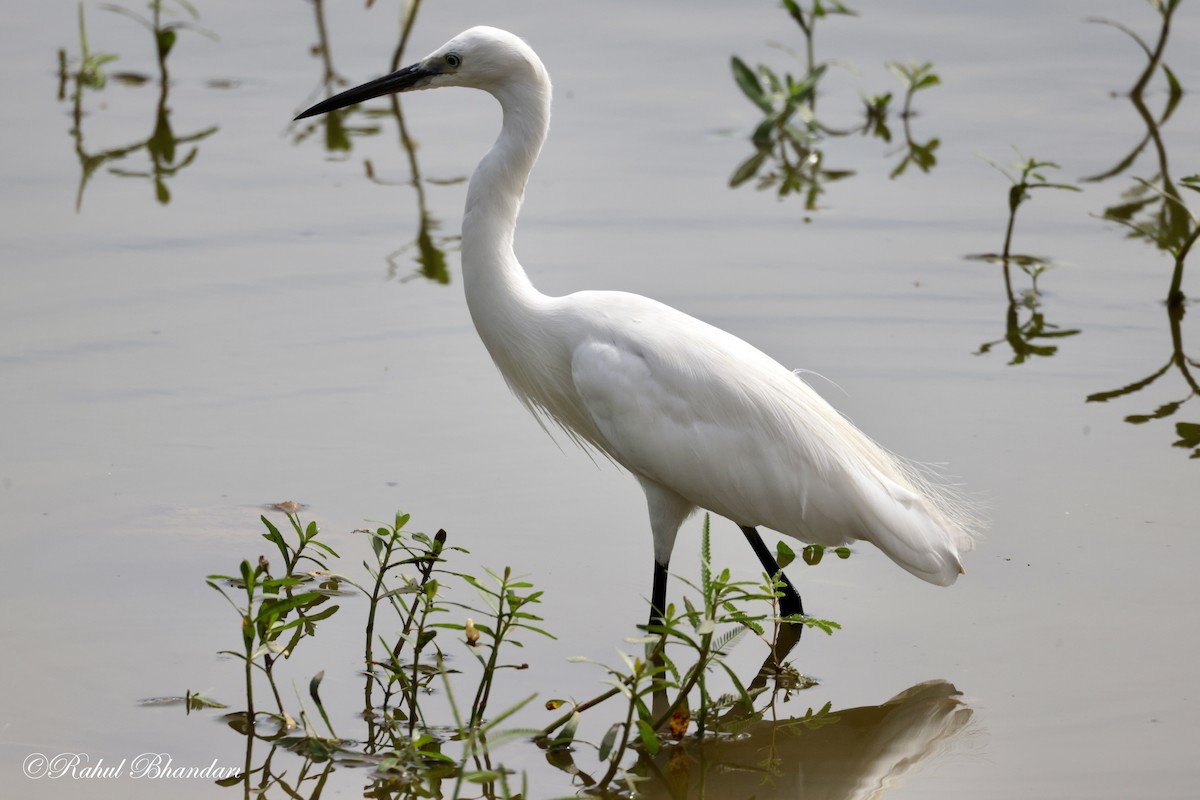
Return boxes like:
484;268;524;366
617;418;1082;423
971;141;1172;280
566;295;970;584
567;301;843;537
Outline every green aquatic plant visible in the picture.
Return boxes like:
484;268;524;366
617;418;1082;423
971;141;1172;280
969;150;1082;364
57;1;217;209
1087;0;1191;307
1088;0;1182;100
729;2;941;209
1104;176;1200;307
352;514;458;736
448;566;554;730
985;150;1080;271
1087;178;1200;458
885;59;941;178
538;515;839;794
729;54;840;207
101;0;216;85
58;3;118;93
888;59;940;121
183;510;839;798
781;0;858;75
206;515;342;726
1082;3;1198;456
297;0;458;284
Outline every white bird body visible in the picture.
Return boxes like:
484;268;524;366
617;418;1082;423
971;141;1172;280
296;26;979;616
477;285;971;586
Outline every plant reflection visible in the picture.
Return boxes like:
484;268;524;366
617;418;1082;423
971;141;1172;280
969;152;1082;364
307;0;345;89
377;97;462;284
1084;0;1200;456
1087;0;1194;307
56;2;216;210
100;0;216;88
1088;300;1200;458
729;1;941;212
292;0;459;284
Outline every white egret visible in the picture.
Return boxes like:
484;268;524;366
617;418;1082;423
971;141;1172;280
295;27;979;623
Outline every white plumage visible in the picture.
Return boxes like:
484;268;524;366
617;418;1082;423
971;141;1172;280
296;27;980;619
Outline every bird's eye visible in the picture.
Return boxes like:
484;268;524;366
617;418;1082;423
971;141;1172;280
445;53;462;68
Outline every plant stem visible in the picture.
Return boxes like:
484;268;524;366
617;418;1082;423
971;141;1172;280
539;687;623;738
1131;1;1174;99
649;633;712;732
153;1;168;87
596;691;638;790
390;0;423;72
244;632;255;724
469;589;509;728
363;533;397;715
1167;229;1198;306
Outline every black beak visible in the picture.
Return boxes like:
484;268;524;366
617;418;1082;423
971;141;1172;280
294;62;436;120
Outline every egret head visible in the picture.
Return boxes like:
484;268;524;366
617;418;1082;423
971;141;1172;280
294;27;546;120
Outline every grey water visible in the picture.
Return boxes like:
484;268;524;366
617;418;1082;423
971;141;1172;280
1;1;1197;797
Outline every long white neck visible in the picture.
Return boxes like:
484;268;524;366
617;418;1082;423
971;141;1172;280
457;60;611;449
461;73;552;328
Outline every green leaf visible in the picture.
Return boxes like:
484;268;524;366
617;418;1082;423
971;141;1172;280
250;640;285;659
776;541;796;569
751;114;779;148
261;516;290;564
304;604;340;623
804;616;843;635
731;57;773;113
782;0;806;27
255;591;324;622
1173;422;1200;450
598;723;621;762
1161;63;1183;123
636;719;660;755
550;711;581;748
157;29;177;58
190;693;227;709
464;770;504;783
762;66;784;96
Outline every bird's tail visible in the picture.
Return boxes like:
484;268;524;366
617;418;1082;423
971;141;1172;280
849;461;982;586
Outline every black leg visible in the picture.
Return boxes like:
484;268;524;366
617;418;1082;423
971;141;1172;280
740;526;804;618
649;560;669;626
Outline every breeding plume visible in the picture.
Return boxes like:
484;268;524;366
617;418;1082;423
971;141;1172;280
296;27;979;622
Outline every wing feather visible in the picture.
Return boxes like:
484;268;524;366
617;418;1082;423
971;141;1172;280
564;292;978;585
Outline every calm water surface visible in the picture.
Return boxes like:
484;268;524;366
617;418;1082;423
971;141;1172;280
1;1;1197;798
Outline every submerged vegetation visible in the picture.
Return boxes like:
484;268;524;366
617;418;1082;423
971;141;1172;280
179;510;852;798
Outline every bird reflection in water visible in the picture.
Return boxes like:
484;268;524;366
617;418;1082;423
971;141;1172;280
542;626;973;799
636;679;972;800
